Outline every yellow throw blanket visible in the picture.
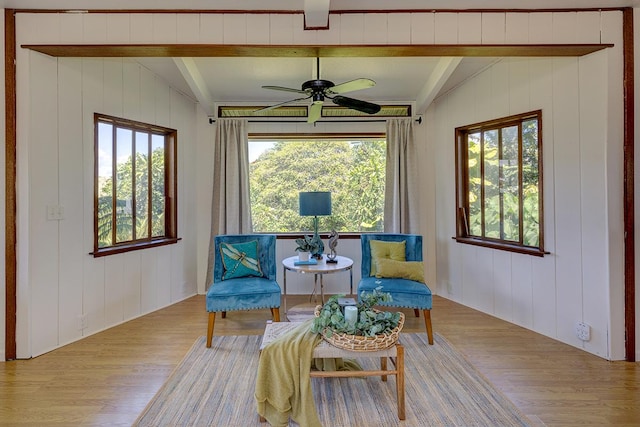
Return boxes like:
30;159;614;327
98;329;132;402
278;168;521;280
255;320;362;426
255;319;323;427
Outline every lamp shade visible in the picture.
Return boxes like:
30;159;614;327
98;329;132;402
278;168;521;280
299;191;332;216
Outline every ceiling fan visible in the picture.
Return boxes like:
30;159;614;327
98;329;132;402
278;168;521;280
257;58;382;123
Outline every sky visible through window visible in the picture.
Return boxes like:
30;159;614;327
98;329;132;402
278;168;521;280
97;123;136;177
249;140;275;162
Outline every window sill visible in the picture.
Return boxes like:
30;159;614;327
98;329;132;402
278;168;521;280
91;237;180;258
453;236;547;257
275;232;363;240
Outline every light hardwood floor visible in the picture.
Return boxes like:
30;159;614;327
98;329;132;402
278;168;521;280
0;294;638;426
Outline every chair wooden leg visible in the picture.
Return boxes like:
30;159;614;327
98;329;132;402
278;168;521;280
414;308;420;317
221;311;227;319
380;357;388;382
396;344;406;420
206;312;216;348
271;308;280;322
423;309;434;345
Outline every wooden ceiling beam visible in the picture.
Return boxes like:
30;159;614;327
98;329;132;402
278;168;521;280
22;43;612;58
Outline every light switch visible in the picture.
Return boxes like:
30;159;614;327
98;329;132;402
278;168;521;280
46;205;56;220
46;204;64;220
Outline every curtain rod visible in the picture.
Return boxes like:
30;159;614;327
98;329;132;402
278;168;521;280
208;117;422;124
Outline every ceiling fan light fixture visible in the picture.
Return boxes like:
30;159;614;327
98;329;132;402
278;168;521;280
302;79;334;92
260;58;380;123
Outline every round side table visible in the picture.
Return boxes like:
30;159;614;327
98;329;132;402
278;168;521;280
282;255;353;315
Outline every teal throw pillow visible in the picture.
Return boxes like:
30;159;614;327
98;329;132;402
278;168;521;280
220;240;263;280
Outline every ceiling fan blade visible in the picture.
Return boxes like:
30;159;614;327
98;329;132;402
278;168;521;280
332;95;381;115
328;78;376;94
307;101;323;123
254;96;310;113
262;85;309;95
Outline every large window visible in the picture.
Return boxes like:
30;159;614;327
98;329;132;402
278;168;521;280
455;110;544;255
249;136;386;233
94;114;178;256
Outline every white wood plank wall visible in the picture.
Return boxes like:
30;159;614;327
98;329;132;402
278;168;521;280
7;9;627;359
430;14;623;359
15;50;199;357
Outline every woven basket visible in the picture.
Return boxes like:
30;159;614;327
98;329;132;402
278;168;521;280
314;305;405;352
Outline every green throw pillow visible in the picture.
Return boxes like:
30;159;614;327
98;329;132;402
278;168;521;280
220;240;263;280
369;240;406;276
375;258;425;282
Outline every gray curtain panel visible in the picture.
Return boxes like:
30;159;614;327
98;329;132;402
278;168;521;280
205;119;253;289
384;118;420;234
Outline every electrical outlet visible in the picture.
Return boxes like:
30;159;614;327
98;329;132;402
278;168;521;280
575;321;591;341
78;314;88;330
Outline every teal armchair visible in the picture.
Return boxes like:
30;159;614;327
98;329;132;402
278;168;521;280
206;234;281;347
358;233;434;344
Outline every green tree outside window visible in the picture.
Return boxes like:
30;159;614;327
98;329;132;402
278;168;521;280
456;110;543;254
94;114;177;256
249;138;386;233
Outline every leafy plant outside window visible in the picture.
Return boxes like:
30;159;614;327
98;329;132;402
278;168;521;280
455;110;544;256
94;114;178;257
249;137;386;234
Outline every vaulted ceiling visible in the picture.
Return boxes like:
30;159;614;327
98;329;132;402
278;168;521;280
10;0;634;117
134;56;498;117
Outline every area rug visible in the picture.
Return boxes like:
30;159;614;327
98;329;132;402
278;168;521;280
134;333;530;426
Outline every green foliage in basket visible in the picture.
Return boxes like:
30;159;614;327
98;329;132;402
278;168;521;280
311;287;401;338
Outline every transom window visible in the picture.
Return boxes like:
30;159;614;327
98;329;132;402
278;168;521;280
249;136;386;233
94;114;178;256
455;110;544;255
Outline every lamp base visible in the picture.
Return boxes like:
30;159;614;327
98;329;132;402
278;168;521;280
326;259;338;264
309;223;324;259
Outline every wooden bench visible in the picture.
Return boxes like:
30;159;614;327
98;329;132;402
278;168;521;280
259;321;405;420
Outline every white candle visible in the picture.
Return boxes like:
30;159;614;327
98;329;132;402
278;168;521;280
344;306;357;326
